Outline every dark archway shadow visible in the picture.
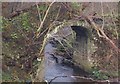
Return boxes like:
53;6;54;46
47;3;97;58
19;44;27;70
71;26;88;41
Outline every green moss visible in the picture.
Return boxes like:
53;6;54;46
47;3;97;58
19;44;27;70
21;13;31;31
71;3;81;10
2;72;12;82
91;67;109;80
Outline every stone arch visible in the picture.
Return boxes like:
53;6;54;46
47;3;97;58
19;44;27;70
71;26;95;72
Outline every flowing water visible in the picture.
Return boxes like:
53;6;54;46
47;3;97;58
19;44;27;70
43;26;118;83
44;43;93;83
43;26;93;83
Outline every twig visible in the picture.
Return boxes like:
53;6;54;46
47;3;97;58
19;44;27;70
36;3;42;22
37;21;59;56
55;5;61;21
55;38;72;58
36;1;56;57
87;16;104;37
71;76;110;83
49;76;67;84
101;2;105;30
106;3;118;40
37;5;61;38
83;15;119;52
36;1;55;38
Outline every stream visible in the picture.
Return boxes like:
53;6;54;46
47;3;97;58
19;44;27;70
43;26;119;83
44;42;93;83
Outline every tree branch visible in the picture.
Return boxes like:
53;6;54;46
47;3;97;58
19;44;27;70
83;15;119;53
36;1;55;38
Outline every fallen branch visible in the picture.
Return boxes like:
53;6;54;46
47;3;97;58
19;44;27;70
49;76;67;83
83;15;119;53
71;76;116;83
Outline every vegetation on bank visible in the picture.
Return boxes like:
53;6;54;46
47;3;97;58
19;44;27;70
2;2;119;82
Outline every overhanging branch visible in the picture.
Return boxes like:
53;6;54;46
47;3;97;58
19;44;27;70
82;15;119;53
